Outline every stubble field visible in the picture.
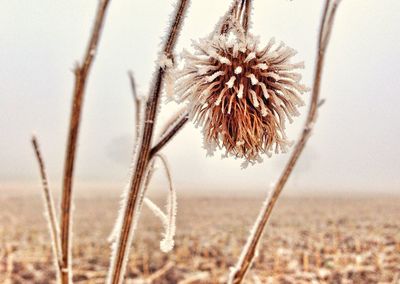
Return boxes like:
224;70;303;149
0;191;399;283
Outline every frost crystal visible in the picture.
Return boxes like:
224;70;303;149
158;53;173;70
175;18;308;162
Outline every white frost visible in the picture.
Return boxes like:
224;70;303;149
237;84;244;99
247;73;258;85
158;53;173;70
225;76;236;88
234;66;243;74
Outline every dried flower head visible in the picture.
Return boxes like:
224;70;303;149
175;17;308;163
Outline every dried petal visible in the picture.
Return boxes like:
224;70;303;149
175;22;307;162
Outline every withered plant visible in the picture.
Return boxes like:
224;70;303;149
32;0;112;282
31;0;342;283
31;136;61;279
227;1;342;283
175;2;308;163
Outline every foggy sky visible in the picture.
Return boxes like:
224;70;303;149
1;0;399;194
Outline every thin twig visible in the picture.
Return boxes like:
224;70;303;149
321;1;341;49
31;136;62;280
128;71;142;141
220;0;240;34
107;1;190;283
149;153;177;252
142;153;176;228
318;0;332;48
145;261;175;283
144;154;175;225
150;112;189;158
178;272;210;284
158;107;188;139
128;71;139;102
238;0;245;20
242;0;252;34
228;1;342;283
59;1;111;283
4;246;13;284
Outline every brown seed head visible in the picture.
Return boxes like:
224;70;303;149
176;20;308;163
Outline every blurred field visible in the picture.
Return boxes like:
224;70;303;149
0;192;399;283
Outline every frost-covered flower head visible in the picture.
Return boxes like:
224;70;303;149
175;5;308;163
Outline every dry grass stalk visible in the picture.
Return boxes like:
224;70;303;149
31;136;62;280
157;107;188;140
150;110;189;158
59;0;111;283
144;261;174;283
178;272;210;284
128;71;143;141
107;134;176;247
143;153;177;253
107;1;190;283
241;0;252;34
228;1;342;283
3;246;14;284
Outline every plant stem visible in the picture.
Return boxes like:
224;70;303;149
128;71;142;141
150;113;188;158
242;0;252;34
31;136;62;281
59;1;111;283
228;1;341;283
107;1;189;283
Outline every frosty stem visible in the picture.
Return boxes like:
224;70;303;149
107;1;189;283
242;0;252;34
59;1;111;283
150;113;189;158
31;136;62;281
128;71;142;141
229;1;342;283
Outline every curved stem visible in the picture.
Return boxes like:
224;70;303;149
228;1;342;283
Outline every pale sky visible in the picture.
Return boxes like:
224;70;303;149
1;0;399;195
